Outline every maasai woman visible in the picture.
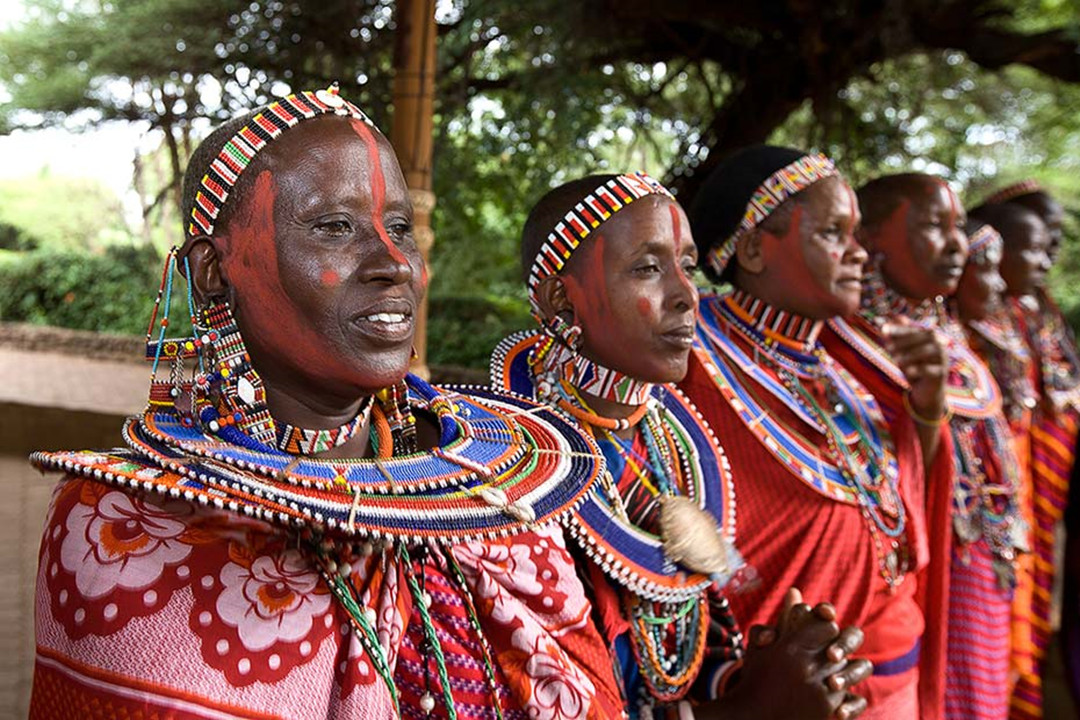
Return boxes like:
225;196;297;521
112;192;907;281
953;220;1040;710
829;174;1026;720
981;185;1080;715
490;174;874;719
681;146;951;719
970;199;1063;719
28;86;626;720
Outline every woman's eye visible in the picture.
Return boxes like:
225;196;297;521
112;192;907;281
316;220;352;236
387;221;412;241
635;263;661;275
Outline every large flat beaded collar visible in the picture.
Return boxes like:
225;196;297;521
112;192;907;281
859;273;1002;418
31;375;605;543
491;331;741;603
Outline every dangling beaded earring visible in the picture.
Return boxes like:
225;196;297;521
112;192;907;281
374;380;418;455
190;299;277;448
543;312;583;352
531;312;583;404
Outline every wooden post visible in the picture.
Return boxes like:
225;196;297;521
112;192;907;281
391;0;437;379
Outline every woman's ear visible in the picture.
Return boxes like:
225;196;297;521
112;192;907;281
533;275;575;323
181;238;229;307
735;227;767;275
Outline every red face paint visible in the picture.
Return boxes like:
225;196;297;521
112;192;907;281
636;297;653;317
220;170;356;384
321;269;340;286
348;118;409;267
667;203;697;298
562;236;611;339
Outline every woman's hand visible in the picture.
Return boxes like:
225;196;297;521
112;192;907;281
699;588;873;720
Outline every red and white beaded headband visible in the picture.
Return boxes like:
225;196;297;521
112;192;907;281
527;172;673;313
982;179;1042;207
187;83;377;238
967;223;1003;260
706;153;839;276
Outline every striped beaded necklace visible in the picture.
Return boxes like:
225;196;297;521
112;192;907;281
274;396;373;455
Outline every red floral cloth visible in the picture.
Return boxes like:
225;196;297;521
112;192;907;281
30;474;624;720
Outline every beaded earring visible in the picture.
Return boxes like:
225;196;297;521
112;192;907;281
543;312;583;352
374;379;418;455
190;299;277;448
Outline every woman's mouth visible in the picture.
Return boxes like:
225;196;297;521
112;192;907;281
659;325;695;349
350;310;414;345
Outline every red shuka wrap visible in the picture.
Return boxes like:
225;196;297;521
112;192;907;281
682;292;944;720
825;308;1025;720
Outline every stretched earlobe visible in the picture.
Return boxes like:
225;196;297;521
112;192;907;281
182;238;229;307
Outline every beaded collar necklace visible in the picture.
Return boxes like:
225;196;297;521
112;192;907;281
1032;291;1080;407
695;293;908;589
529;332;654;407
274;397;373;455
858;264;1002;418
491;331;740;601
492;330;742;707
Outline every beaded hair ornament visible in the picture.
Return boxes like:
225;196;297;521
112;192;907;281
706;153;838;276
967;223;1003;261
981;179;1042;207
187;82;375;239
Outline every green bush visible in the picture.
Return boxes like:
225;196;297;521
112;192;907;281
426;294;533;370
0;244;181;334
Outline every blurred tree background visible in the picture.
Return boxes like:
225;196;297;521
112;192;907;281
1;0;1078;367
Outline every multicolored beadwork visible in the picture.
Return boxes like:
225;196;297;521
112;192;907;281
528;331;654;407
492;330;742;711
492;330;740;601
188;83;376;238
981;178;1042;206
695;292;910;589
968;223;1003;258
706;154;838;276
527;172;672;314
275;398;372;455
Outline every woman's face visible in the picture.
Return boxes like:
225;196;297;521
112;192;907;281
753;176;866;320
1000;213;1052;298
213;116;426;399
560;196;699;384
874;181;969;300
955;242;1006;321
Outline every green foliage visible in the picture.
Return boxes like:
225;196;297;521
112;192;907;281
425;293;532;369
0;173;129;250
0;243;181;334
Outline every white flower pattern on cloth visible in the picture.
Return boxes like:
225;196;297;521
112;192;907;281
61;489;193;599
217;550;332;652
516;629;594;720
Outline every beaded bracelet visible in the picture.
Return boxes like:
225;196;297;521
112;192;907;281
902;391;952;427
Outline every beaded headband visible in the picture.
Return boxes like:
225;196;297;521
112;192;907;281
527;172;673;313
706;153;839;276
187;82;376;238
967;223;1003;261
982;179;1042;207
